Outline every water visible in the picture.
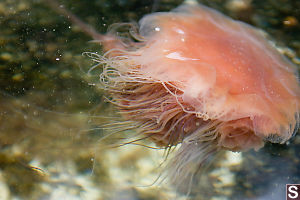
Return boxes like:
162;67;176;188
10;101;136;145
0;0;299;199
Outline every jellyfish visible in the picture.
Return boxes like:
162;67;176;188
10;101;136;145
48;0;300;190
93;2;300;185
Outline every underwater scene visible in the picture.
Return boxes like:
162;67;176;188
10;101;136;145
0;0;299;199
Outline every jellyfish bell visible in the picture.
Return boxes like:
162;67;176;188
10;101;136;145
96;2;300;187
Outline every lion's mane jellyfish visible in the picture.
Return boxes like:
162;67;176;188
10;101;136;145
93;3;300;185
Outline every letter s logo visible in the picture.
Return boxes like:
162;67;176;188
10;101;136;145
288;186;299;199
